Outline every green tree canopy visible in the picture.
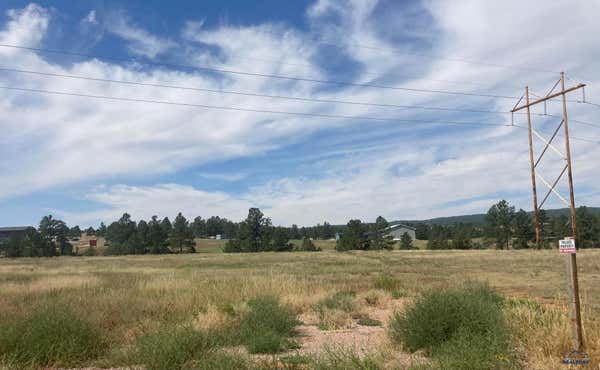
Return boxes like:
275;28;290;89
170;213;195;253
369;216;395;250
336;219;366;251
485;200;515;249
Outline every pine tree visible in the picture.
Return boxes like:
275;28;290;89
225;208;272;253
148;216;169;254
370;216;395;250
170;213;195;253
399;232;414;250
336;219;366;251
485;200;515;249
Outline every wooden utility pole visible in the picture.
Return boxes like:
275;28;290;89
524;86;542;250
511;72;585;351
560;72;584;351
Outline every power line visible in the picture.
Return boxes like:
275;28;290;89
0;84;514;127
0;43;521;100
512;124;599;145
0;66;520;114
1;84;597;144
5;66;600;129
581;101;600;109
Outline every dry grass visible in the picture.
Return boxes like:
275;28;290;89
0;250;599;368
0;274;100;294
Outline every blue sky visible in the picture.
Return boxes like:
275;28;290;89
0;0;599;227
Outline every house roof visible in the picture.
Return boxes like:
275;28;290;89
386;223;416;231
0;226;31;233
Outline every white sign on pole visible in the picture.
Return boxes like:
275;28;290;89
559;238;577;254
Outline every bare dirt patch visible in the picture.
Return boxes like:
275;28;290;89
293;297;406;357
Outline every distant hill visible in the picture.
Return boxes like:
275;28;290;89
400;207;600;226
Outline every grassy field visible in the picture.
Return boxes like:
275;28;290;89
193;238;428;253
1;250;599;369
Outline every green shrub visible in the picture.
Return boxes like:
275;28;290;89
389;282;518;369
0;306;103;368
135;325;217;370
239;296;300;354
434;330;517;370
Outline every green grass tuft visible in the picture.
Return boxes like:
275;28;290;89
185;350;250;370
0;306;103;368
374;274;401;293
311;347;382;370
239;295;300;354
135;325;217;370
389;282;519;369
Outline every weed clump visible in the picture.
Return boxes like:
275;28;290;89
186;350;250;370
374;274;402;296
313;291;357;330
239;295;300;353
312;347;382;369
389;282;518;369
0;306;103;368
135;325;217;370
318;291;356;312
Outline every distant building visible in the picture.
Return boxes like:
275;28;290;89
339;222;417;242
0;226;31;245
383;223;416;241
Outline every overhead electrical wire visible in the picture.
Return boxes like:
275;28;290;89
2;66;600;129
0;66;520;113
0;84;514;127
510;124;600;145
0;46;597;140
0;83;598;144
0;43;521;100
581;101;600;109
2;83;599;146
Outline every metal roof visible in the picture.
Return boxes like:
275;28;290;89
386;223;416;231
0;226;31;232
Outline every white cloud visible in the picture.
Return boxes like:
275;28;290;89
83;10;97;25
107;12;176;58
0;3;49;48
57;184;253;225
1;1;600;226
198;172;247;182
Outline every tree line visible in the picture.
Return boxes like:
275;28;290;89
420;200;600;249
2;200;599;257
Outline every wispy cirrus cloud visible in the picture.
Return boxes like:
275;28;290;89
107;12;176;58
